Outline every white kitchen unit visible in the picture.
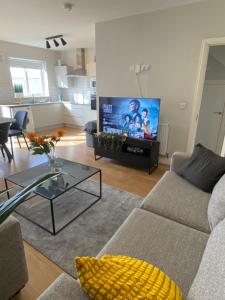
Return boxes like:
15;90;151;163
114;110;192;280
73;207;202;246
63;102;96;128
0;103;63;132
31;103;63;131
55;66;69;88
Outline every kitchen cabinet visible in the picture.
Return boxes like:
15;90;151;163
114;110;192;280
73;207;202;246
0;103;63;132
63;102;97;127
55;66;69;88
31;103;63;130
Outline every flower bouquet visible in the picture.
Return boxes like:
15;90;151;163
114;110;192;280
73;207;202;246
27;129;64;171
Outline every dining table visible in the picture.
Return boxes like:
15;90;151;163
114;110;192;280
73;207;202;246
0;117;16;124
0;117;16;161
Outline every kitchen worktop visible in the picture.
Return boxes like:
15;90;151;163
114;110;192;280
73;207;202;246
0;101;62;107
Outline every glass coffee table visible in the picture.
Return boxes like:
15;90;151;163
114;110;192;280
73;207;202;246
4;158;102;235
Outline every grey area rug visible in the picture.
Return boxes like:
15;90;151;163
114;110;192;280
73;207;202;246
13;181;142;277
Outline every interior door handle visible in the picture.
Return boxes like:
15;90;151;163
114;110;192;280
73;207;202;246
213;112;223;115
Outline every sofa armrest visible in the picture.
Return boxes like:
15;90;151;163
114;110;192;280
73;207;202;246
0;216;28;300
170;152;191;172
37;273;89;300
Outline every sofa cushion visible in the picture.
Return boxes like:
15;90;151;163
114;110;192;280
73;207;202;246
176;144;225;193
208;174;225;230
187;218;225;300
98;208;209;296
141;171;211;233
37;273;89;300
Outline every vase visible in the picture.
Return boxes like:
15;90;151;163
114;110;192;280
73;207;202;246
46;152;57;172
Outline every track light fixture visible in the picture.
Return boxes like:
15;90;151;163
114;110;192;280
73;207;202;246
45;35;67;49
60;37;67;46
46;40;51;49
53;39;59;47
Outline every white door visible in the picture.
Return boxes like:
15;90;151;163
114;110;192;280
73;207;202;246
195;82;225;154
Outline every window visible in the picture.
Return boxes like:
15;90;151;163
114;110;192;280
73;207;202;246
9;57;49;97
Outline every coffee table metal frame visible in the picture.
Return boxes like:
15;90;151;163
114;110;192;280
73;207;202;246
4;167;102;235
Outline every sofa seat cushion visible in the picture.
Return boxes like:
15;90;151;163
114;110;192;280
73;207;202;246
98;208;208;297
187;218;225;300
141;171;211;233
37;273;89;300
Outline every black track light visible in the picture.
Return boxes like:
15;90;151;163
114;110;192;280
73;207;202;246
45;35;67;48
46;40;51;49
61;37;67;46
53;39;59;47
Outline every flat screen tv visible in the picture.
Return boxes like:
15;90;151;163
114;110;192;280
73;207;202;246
99;97;160;140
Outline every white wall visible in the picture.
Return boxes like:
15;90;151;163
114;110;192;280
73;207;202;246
0;40;60;103
96;0;225;155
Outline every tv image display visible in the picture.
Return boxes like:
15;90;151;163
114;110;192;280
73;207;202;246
99;97;160;140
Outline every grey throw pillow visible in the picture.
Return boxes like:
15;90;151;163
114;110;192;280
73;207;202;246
208;174;225;230
176;144;225;193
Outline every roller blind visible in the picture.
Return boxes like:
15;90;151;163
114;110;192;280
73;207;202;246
9;57;45;69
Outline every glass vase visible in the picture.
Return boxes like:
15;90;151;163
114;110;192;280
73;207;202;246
46;151;57;172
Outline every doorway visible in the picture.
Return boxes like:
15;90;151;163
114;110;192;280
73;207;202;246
194;45;225;155
195;45;225;154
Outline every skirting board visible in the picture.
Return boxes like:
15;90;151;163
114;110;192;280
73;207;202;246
159;156;170;165
63;123;84;130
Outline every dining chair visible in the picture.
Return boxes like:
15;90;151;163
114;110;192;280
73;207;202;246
9;111;29;157
0;122;12;162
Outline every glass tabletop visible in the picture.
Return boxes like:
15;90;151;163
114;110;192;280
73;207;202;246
5;158;101;200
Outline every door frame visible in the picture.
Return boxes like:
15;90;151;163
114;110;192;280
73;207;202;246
187;36;225;153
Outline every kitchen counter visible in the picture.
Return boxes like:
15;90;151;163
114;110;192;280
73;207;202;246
0;102;63;131
0;101;61;107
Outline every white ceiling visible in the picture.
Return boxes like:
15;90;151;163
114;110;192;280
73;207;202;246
0;0;206;51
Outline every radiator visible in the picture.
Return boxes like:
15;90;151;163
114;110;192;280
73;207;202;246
158;123;169;156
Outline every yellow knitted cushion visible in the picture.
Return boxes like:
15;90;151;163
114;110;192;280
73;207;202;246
75;255;183;300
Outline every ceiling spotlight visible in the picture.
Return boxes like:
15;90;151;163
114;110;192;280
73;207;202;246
53;39;59;47
46;40;51;49
61;37;67;46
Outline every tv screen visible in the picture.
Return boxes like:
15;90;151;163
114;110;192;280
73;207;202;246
99;97;160;140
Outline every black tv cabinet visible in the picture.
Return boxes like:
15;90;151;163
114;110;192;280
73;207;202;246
94;136;160;174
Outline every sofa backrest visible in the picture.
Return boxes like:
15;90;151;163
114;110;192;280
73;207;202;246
208;173;225;230
187;217;225;299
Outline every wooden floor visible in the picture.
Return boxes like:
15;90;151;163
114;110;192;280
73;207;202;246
0;128;168;300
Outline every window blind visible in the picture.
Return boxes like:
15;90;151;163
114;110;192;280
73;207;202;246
9;57;45;69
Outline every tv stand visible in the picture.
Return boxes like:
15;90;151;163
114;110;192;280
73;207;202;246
94;136;160;174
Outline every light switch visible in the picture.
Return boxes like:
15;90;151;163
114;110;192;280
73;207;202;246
135;64;141;73
179;102;187;110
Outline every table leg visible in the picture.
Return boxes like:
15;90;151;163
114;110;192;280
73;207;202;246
2;144;12;162
50;200;56;235
99;170;102;199
4;179;10;199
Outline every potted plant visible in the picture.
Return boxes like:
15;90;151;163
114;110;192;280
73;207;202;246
27;129;64;171
14;83;24;99
95;132;127;152
0;172;58;224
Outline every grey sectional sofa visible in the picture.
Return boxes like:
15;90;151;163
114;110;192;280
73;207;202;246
0;216;28;300
38;152;225;300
